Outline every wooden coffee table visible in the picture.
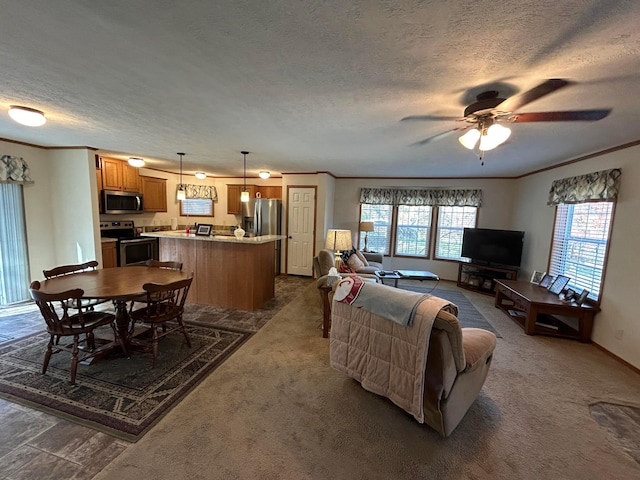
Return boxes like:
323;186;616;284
375;270;439;288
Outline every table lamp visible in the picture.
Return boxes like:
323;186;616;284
325;229;353;268
359;221;374;252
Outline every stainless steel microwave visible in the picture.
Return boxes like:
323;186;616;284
101;190;144;214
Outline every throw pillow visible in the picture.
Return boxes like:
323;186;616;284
338;260;355;274
340;247;357;264
347;253;365;272
354;249;369;266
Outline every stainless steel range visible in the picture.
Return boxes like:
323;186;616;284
99;220;158;267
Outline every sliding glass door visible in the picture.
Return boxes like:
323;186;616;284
0;183;30;305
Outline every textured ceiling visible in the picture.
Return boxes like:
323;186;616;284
1;0;639;178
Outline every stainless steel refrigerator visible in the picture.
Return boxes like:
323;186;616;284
253;199;282;274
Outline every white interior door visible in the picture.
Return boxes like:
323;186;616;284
287;187;315;276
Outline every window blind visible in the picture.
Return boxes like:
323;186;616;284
0;184;30;304
548;202;613;301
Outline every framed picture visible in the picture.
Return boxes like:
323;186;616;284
548;275;570;295
576;289;590;305
530;270;546;284
195;223;212;236
538;274;554;288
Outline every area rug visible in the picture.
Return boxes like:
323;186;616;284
400;286;502;337
0;322;252;442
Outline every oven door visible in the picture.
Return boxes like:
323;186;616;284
118;238;158;266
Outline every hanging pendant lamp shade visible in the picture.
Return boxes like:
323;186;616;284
241;151;250;202
176;152;186;201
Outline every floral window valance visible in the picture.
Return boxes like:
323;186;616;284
184;184;217;201
547;168;621;206
359;187;482;207
0;155;33;184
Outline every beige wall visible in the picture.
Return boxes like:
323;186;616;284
512;144;640;369
333;177;518;280
3;137;638;368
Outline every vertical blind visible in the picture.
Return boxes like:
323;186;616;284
0;184;30;304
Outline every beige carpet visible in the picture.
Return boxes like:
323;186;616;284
94;282;640;480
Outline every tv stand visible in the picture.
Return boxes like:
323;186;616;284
457;262;518;296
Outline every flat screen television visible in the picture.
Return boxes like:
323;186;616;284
461;228;525;268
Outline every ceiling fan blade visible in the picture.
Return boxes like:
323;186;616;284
496;79;571;113
401;115;463;122
508;109;611;122
409;126;470;147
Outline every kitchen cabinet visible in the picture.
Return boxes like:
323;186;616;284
101;241;118;268
258;185;282;199
99;157;140;192
227;184;256;214
122;163;140;191
101;157;123;191
140;175;167;212
96;168;103;212
227;184;281;214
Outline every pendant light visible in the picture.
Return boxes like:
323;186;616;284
176;152;186;201
240;151;250;203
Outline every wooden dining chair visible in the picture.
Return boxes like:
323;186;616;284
29;281;128;384
42;260;107;310
129;276;193;367
129;259;184;314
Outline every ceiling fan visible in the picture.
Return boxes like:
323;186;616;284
401;79;611;151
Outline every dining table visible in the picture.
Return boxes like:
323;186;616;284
37;266;191;349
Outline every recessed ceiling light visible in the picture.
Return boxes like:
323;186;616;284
195;172;206;179
8;105;46;127
259;171;270;179
128;157;145;167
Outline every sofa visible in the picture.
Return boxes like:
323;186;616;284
313;248;382;337
313;248;383;279
329;282;497;437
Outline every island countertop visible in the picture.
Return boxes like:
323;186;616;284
141;231;284;244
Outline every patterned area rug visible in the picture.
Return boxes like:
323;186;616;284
0;322;252;442
400;286;502;337
0;275;313;442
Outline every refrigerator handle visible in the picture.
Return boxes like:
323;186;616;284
255;201;261;236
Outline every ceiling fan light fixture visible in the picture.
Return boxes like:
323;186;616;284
194;171;206;180
8;105;46;127
128;157;145;167
479;124;511;151
459;128;481;149
259;171;270;179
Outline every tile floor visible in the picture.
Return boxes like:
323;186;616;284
0;275;313;479
0;303;130;480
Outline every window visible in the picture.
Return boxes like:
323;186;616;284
360;204;393;254
435;206;477;260
549;202;613;302
180;198;213;216
394;205;432;257
0;184;30;304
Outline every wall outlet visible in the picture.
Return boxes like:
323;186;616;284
614;329;624;340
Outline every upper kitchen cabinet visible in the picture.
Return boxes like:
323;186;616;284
140;175;167;212
122;163;140;192
258;186;282;199
227;184;258;214
98;156;140;192
227;184;281;214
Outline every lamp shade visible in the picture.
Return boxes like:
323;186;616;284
325;229;352;251
240;190;250;202
458;128;481;149
359;221;374;232
479;124;511;151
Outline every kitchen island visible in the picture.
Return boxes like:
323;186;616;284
141;231;284;311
